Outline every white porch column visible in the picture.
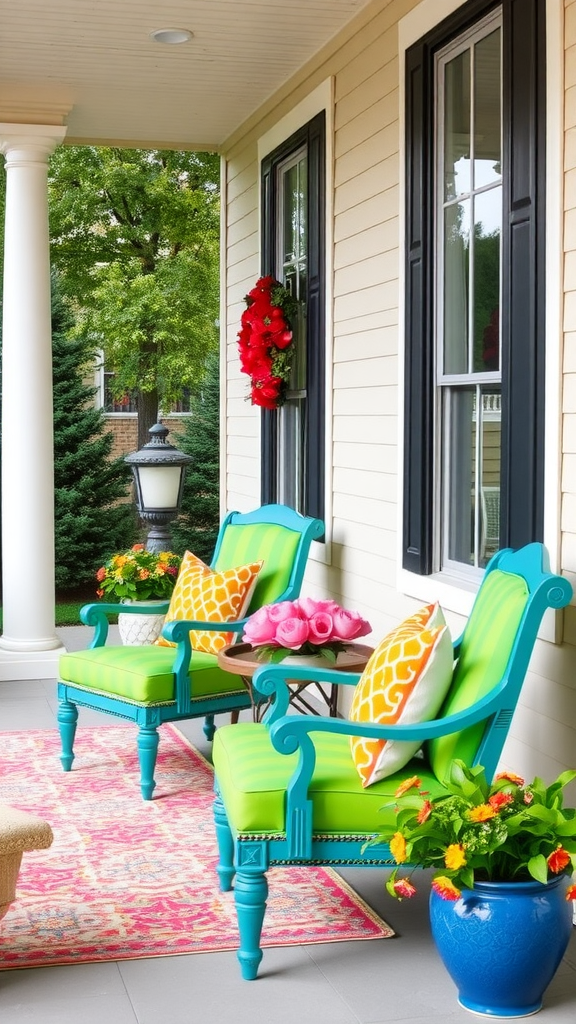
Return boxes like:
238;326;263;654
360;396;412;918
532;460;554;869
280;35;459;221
0;124;67;666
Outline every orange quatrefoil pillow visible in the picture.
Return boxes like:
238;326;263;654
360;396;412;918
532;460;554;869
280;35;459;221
348;603;454;787
155;550;263;656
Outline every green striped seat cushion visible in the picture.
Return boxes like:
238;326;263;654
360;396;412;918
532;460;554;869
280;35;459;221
59;646;247;704
213;723;447;835
214;524;300;610
428;569;529;783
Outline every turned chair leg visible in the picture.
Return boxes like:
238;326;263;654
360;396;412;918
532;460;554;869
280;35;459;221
137;725;160;800
234;868;268;981
213;793;235;891
203;714;216;741
58;700;79;772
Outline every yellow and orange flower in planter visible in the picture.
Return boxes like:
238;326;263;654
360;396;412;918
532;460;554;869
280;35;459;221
368;759;576;901
95;545;181;602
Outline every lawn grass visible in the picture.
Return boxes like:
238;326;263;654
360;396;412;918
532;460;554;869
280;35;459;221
55;601;87;626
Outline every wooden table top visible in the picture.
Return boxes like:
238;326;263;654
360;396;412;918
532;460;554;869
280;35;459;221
217;641;374;678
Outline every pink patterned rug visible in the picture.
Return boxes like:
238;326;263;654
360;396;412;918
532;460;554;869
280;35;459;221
0;725;393;968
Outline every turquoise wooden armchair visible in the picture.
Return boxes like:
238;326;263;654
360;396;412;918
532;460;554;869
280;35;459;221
211;543;573;980
57;504;324;799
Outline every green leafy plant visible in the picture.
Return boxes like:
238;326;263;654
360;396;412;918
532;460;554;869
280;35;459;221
96;545;181;601
367;759;576;902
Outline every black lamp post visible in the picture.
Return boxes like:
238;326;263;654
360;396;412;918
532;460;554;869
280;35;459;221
125;423;193;553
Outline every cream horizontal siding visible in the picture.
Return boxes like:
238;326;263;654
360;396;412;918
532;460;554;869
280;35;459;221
333;465;396;503
334;440;397;474
333;412;397;445
333;354;397;388
335;58;399;131
333;324;397;359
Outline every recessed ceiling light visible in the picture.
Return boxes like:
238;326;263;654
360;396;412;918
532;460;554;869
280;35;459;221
150;28;193;44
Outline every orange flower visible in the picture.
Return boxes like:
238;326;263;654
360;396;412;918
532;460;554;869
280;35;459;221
416;800;433;824
488;792;514;811
96;566;106;582
444;843;467;870
547;846;571;874
431;876;461;901
390;832;408;864
393;878;417;899
132;543;145;551
468;803;497;822
96;588;104;598
394;776;421;798
138;569;150;580
495;771;524;786
565;885;576;901
113;554;128;568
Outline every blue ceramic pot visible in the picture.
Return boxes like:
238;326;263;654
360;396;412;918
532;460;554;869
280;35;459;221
429;875;573;1017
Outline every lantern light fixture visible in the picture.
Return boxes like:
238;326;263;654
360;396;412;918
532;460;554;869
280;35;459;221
124;423;193;552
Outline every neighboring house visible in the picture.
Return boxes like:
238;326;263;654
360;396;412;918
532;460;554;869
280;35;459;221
0;0;574;787
94;357;191;460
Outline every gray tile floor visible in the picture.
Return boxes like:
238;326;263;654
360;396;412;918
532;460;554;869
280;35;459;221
0;628;575;1022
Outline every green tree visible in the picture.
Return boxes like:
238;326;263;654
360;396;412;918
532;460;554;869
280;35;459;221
48;147;220;447
52;278;136;592
170;352;220;563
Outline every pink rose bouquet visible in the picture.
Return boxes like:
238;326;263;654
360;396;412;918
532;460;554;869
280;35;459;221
243;597;371;665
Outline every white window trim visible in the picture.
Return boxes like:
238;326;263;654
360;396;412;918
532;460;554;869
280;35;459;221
396;0;564;642
257;78;335;566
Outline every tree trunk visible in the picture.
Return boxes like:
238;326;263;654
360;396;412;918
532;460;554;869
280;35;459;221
137;388;160;449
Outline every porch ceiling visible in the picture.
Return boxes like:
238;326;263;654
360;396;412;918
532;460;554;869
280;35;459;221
0;0;373;151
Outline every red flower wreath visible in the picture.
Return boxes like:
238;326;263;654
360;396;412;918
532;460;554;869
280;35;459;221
237;276;298;410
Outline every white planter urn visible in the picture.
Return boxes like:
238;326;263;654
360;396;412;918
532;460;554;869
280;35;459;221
118;600;166;646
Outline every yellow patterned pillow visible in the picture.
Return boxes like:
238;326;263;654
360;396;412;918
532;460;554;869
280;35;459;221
349;603;453;787
155;550;263;655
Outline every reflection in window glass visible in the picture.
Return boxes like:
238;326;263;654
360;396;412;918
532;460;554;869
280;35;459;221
446;388;475;566
444;387;501;569
443;200;470;374
473;189;501;372
479;390;501;565
277;149;308;513
444;49;471;201
277;398;307;512
474;29;502;190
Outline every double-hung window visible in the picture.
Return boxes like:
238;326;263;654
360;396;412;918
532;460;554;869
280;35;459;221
403;0;546;580
260;112;325;525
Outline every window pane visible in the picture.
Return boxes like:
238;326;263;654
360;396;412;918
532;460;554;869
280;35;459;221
443;200;470;374
479;389;501;566
104;371;137;413
445;388;475;566
277;398;306;511
444;49;471;201
282;163;299;266
444;386;501;569
473;187;501;372
474;29;501;190
278;150;308;516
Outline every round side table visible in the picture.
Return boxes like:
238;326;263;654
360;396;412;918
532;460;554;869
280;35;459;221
217;641;373;720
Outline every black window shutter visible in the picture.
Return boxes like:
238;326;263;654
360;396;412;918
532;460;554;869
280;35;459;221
499;0;546;548
402;41;434;574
